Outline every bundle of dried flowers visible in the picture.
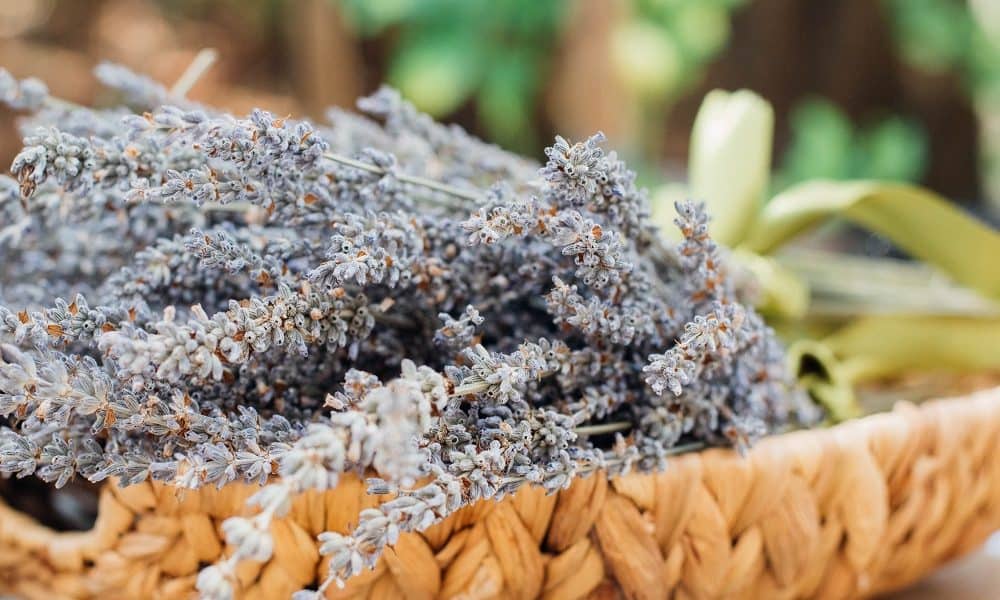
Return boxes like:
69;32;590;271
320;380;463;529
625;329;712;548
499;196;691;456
0;65;819;598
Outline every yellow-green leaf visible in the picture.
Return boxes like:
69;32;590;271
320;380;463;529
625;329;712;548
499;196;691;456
742;181;1000;299
777;250;1000;318
787;339;860;422
731;249;810;320
823;315;1000;381
689;89;774;246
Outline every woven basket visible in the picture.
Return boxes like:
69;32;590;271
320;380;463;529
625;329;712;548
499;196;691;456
1;387;999;600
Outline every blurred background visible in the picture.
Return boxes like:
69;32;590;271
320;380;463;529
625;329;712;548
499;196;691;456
1;0;998;215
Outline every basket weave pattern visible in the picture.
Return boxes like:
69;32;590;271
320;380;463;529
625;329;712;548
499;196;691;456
1;388;999;599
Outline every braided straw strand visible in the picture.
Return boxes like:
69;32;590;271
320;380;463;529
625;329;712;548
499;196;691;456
1;387;999;599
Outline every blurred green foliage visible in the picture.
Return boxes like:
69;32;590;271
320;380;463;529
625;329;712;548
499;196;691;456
882;0;1000;207
624;0;744;101
887;0;973;73
885;0;1000;97
774;99;928;193
337;0;746;154
612;0;745;160
338;0;567;153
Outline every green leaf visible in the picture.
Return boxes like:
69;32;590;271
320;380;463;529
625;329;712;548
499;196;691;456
777;250;1000;318
388;31;483;117
611;20;684;101
731;249;809;319
338;0;420;34
477;52;538;152
787;339;860;422
773;99;853;190
671;4;732;61
855;116;928;183
742;181;1000;300
969;24;1000;92
886;0;972;73
823;315;1000;381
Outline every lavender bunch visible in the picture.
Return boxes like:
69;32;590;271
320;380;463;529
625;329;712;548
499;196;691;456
0;64;819;599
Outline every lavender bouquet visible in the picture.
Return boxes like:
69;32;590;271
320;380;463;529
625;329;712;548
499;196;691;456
0;62;818;598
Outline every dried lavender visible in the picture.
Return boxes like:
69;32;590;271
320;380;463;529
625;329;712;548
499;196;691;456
0;63;819;599
0;70;48;112
94;62;175;110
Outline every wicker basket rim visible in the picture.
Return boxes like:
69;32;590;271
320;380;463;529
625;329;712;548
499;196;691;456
1;386;999;599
